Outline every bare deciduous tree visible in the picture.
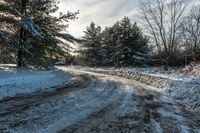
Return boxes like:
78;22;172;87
180;5;200;61
139;0;187;69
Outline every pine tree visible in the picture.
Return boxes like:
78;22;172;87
82;22;105;66
0;0;41;66
0;0;78;67
101;22;123;66
101;26;116;65
118;17;149;65
101;17;149;66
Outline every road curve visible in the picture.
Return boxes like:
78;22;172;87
0;67;199;133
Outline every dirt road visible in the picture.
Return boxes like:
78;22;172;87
0;67;199;133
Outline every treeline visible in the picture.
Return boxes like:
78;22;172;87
139;0;200;68
0;0;78;68
77;0;200;68
1;0;200;69
77;17;150;67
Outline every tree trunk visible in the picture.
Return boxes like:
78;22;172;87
17;0;27;67
17;50;23;67
163;56;169;71
193;50;197;62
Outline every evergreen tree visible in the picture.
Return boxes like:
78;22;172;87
0;0;78;67
101;26;116;65
27;0;79;67
101;22;123;66
102;17;149;66
0;0;41;66
118;17;149;65
82;22;106;66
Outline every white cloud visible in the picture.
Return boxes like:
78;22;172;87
58;0;200;37
58;0;138;37
189;0;200;5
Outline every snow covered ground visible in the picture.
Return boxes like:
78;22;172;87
0;65;199;132
182;63;200;77
0;65;71;100
1;67;199;133
72;66;200;113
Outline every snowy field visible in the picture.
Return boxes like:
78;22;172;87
0;64;71;100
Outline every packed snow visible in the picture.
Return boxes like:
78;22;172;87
0;66;71;100
72;66;200;112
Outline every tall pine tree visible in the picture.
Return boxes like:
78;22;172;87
118;17;149;65
0;0;78;67
82;22;106;66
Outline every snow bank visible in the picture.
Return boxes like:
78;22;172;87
0;69;71;100
76;66;200;112
182;63;200;77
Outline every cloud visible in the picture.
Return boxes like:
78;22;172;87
58;0;200;37
190;0;200;5
58;0;138;37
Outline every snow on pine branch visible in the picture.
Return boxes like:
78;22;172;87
0;15;41;38
0;31;18;46
21;19;41;37
0;31;29;53
0;31;11;43
9;7;42;38
10;7;23;17
57;33;78;43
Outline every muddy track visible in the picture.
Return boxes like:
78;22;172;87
0;74;91;118
0;68;199;133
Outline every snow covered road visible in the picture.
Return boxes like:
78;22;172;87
0;67;199;133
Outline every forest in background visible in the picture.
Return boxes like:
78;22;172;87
0;0;200;69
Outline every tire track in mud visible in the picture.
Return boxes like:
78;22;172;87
0;74;93;132
0;72;126;133
59;68;199;133
34;80;125;133
57;82;161;133
59;98;123;133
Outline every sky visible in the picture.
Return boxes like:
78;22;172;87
58;0;139;37
58;0;199;37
